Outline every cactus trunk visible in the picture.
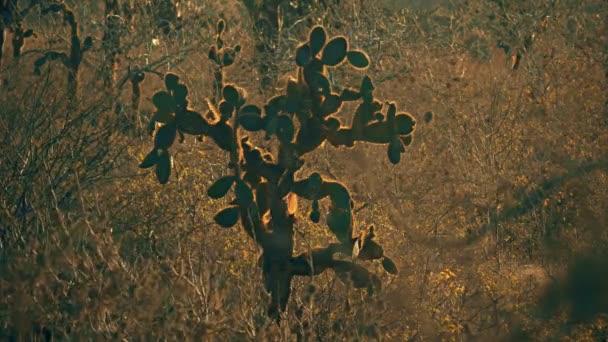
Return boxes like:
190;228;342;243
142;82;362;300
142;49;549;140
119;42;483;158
67;67;78;103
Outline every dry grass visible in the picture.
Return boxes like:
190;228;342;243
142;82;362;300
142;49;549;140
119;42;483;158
1;0;607;340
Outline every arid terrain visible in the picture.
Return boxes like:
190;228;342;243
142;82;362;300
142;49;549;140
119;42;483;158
1;0;607;340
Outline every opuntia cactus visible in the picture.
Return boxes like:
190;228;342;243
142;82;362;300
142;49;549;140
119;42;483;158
34;3;93;102
0;0;38;68
140;22;419;322
10;22;34;58
0;0;14;70
207;19;241;104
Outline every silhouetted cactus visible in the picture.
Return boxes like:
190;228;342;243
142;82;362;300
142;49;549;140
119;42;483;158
207;19;241;104
127;66;145;129
34;3;93;102
140;23;420;322
10;22;33;58
0;0;14;70
0;0;38;69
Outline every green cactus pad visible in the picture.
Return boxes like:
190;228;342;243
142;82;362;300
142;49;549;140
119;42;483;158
386;102;397;122
286;79;307;115
394;113;416;135
217;19;226;34
214;206;240;228
151;110;174;124
153;91;176;114
239;114;265;131
309;25;327;56
177;110;208;135
235;180;254;207
321;36;348;67
155;149;172;184
265;95;287;117
387;137;405;164
363;122;391;144
323;181;351;209
295;118;324;153
320;94;343;117
346;50;370;69
356;240;384;261
223;84;239;104
382;257;398;274
296;43;313;67
360;76;375;101
340;88;361;102
173;84;188;108
303;58;324;86
207;176;236;199
293;173;322;200
324;117;341;131
240;105;262;117
264;116;278;140
326;207;352;243
308;72;331;96
164;73;180;91
82;36;93;52
276;115;295;143
330;129;354;147
401;135;413;146
139;150;158;169
209;122;233;151
222;48;236;67
423;111;433;123
309;172;322;188
309;209;321;223
154;122;177;149
219;100;235;120
242;138;264;166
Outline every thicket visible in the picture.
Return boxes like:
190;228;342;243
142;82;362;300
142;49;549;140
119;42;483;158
0;0;606;340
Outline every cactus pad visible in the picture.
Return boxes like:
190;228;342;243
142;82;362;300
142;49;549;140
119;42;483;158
321;36;348;66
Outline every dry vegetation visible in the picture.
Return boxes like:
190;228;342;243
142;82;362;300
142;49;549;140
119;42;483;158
1;0;607;340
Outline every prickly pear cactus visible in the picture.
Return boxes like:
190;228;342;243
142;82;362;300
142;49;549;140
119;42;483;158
33;3;93;101
140;22;418;322
1;0;38;68
207;19;241;104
